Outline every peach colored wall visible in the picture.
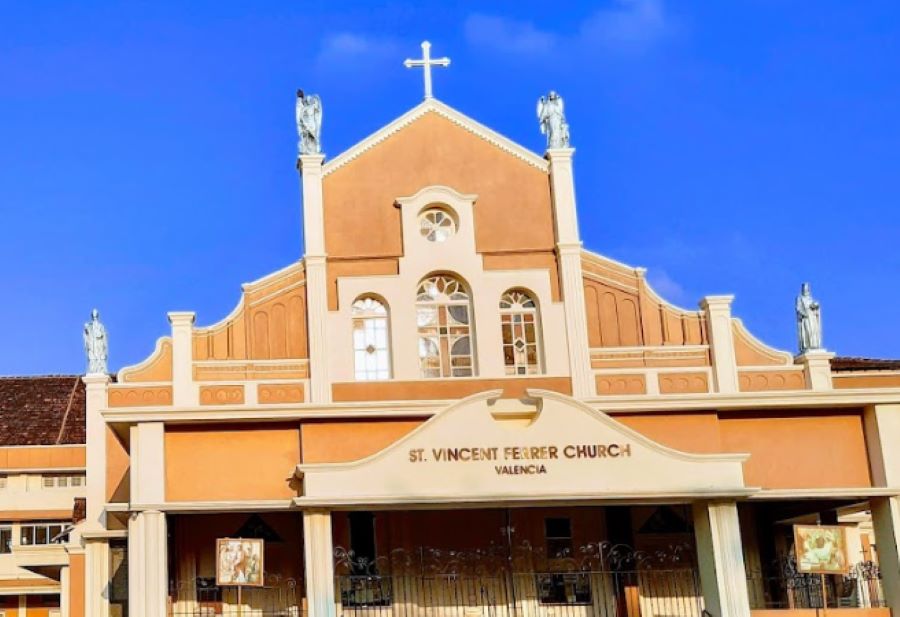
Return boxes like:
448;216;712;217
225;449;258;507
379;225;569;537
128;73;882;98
193;266;308;361
617;413;724;454
582;256;707;350
107;386;172;407
834;373;900;389
0;509;72;520
331;377;572;402
738;370;806;392
322;112;556;260
106;426;129;503
120;339;173;382
327;258;399;311
719;412;871;488
301;420;424;463
733;323;788;366
69;552;85;617
595;374;646;395
0;446;85;470
165;424;300;501
483;251;562;302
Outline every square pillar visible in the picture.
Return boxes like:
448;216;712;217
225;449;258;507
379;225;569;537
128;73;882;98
794;349;835;391
701;297;739;394
130;422;166;506
693;501;751;617
871;497;900;611
84;540;109;617
299;154;331;404
128;510;168;617
303;509;336;617
83;374;110;530
168;311;196;406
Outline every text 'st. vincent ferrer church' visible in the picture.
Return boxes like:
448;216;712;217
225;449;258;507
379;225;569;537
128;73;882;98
4;42;900;617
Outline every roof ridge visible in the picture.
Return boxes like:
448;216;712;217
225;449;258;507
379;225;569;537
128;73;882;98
0;374;83;380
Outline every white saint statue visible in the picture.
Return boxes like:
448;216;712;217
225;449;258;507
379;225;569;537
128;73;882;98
537;91;570;149
295;89;323;155
83;309;108;374
795;283;822;353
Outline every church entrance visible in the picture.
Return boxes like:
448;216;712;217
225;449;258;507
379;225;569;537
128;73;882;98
332;505;703;617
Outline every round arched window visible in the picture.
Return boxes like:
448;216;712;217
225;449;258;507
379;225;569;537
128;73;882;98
418;207;456;242
415;275;474;377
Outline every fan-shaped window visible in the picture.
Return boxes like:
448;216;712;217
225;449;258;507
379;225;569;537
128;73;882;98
352;297;391;381
416;275;475;378
418;207;457;242
500;289;542;375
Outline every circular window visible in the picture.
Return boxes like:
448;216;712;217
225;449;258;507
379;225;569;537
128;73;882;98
419;208;456;242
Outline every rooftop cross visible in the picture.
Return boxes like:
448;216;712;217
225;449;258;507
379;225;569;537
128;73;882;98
403;41;450;100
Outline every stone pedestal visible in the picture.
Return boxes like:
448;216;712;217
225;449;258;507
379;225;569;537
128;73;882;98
794;349;835;391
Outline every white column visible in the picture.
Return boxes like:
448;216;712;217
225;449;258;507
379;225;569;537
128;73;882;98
871;497;900;611
701;296;739;394
60;564;70;617
128;510;168;617
83;374;110;530
795;349;835;391
693;501;751;617
130;422;166;506
863;403;900;613
17;595;26;617
84;539;110;617
299;154;331;403
303;509;336;617
168;311;196;406
546;148;593;398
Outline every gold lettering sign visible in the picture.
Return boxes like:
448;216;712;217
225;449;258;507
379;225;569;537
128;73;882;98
408;443;631;476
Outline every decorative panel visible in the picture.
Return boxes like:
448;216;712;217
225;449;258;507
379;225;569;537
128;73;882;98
595;374;646;396
199;385;245;406
108;387;173;408
658;372;709;394
738;370;806;392
258;383;306;404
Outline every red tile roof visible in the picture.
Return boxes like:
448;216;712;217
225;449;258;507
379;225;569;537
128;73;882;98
0;376;85;446
832;357;900;372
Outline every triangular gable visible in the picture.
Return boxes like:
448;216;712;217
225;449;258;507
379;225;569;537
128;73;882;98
296;390;753;506
322;98;549;176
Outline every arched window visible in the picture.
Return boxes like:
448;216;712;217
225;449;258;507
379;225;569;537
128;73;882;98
499;289;542;375
416;275;474;378
352;297;390;381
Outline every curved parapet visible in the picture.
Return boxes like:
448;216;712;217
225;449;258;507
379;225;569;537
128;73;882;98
581;249;708;351
117;337;173;383
732;318;794;367
192;260;308;363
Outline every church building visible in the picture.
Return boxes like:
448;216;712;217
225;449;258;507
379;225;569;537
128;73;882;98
3;42;900;617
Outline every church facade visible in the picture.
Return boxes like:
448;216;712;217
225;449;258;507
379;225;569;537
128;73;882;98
5;59;900;617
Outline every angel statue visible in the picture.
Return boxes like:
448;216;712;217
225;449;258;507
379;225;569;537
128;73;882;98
83;308;108;375
295;89;323;155
795;282;823;353
537;91;570;149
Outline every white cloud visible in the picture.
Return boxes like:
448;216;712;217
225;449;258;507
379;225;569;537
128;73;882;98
314;32;400;73
646;268;690;306
464;14;557;55
464;0;671;58
580;0;668;53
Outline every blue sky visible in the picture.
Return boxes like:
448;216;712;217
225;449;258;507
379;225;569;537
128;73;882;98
1;0;898;374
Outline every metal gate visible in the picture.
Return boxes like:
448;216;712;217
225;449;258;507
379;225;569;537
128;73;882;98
333;541;703;617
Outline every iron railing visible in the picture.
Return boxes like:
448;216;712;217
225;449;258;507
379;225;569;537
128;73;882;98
168;573;302;617
747;558;884;609
334;542;703;617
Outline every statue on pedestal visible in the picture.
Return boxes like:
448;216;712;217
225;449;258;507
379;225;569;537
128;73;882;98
295;89;323;155
795;283;823;353
83;309;108;374
537;91;570;149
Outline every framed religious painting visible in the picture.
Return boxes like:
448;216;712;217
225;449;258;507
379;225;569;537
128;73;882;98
216;538;265;587
793;525;850;574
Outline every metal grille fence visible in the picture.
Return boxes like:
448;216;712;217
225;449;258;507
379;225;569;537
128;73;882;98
168;573;302;617
747;559;884;609
334;543;703;617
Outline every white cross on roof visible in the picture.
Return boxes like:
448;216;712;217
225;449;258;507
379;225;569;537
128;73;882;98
403;41;450;100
